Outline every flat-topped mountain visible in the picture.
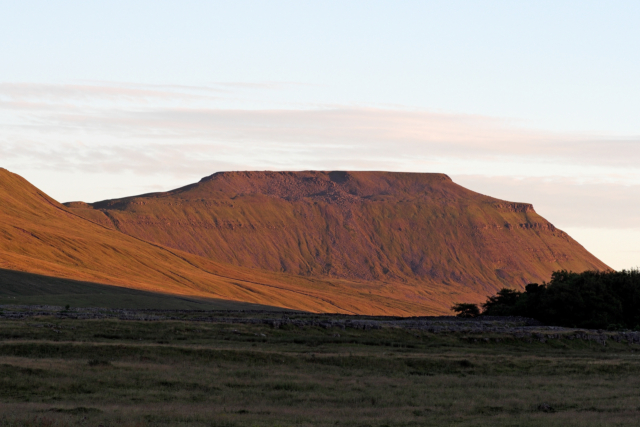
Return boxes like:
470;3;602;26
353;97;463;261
2;168;457;315
66;171;608;295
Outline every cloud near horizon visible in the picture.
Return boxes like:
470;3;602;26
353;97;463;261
2;83;639;233
2;83;639;174
453;175;640;230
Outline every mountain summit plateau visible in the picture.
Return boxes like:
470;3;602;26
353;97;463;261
66;171;608;298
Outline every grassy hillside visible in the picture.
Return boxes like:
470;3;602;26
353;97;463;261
69;171;608;297
0;269;290;310
0;168;469;315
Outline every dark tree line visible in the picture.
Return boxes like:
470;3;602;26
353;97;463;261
453;269;640;330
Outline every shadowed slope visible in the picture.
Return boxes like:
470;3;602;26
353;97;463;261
69;171;608;297
0;268;291;310
0;168;459;315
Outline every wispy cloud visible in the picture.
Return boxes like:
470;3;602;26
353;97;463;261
2;82;640;219
0;81;307;105
0;82;220;106
3;96;639;172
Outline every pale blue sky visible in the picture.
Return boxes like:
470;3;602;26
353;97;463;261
2;1;640;132
1;1;639;269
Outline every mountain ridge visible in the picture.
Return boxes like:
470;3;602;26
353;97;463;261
2;167;457;315
65;170;609;294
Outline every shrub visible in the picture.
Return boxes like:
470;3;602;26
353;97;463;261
451;303;480;318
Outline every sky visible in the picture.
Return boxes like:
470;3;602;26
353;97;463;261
1;1;639;270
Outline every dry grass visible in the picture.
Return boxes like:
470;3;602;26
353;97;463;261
0;316;639;425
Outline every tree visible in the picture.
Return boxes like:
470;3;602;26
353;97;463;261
457;269;640;329
481;288;522;316
451;303;480;318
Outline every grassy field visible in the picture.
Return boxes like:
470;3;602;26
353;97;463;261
0;313;639;426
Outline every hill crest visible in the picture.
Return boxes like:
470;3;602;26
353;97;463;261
65;170;608;293
3;167;457;315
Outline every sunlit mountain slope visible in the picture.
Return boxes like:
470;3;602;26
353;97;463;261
68;171;609;298
1;168;460;315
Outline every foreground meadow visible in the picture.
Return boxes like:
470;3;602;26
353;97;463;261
0;310;639;426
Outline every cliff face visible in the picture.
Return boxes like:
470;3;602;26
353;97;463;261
67;171;609;295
